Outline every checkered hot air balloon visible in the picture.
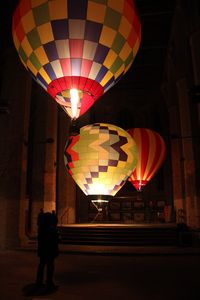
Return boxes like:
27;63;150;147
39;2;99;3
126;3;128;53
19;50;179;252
64;123;138;196
127;128;166;191
12;0;141;120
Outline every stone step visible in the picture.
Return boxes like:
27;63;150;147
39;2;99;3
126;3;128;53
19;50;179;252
58;224;179;246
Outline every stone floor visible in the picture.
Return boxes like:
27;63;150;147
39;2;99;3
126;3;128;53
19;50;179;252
0;246;200;300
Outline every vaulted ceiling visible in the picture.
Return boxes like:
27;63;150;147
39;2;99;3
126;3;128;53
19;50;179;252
117;0;176;101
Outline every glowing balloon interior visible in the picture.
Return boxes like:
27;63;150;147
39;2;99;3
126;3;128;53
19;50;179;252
127;128;166;191
12;0;141;119
64;123;138;196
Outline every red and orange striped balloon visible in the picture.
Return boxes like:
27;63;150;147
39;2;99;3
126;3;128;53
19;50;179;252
127;128;166;191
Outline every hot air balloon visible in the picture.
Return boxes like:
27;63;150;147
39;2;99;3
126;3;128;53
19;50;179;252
64;123;138;196
127;128;166;191
12;0;141;120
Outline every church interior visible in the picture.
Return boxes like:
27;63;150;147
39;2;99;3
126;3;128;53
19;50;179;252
0;0;200;249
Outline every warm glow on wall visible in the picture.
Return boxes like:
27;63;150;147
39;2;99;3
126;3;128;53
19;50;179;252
127;128;166;191
64;123;138;196
12;0;141;120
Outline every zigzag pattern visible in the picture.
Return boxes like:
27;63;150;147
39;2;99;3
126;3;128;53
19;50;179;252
64;123;138;196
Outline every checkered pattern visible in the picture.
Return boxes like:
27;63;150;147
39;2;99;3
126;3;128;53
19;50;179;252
64;123;138;196
12;0;141;119
127;128;166;191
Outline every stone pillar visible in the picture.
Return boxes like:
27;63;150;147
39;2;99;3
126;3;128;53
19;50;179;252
176;79;198;227
0;49;31;248
189;32;200;227
56;109;76;225
169;106;186;220
43;100;57;213
18;76;32;246
29;90;58;235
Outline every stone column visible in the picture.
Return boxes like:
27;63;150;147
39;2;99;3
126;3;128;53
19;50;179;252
18;76;32;246
169;106;186;221
43;100;57;213
0;49;31;248
189;32;200;227
56;109;76;225
176;79;198;227
29;91;58;235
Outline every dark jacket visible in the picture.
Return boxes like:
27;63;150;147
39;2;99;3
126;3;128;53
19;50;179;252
37;212;59;259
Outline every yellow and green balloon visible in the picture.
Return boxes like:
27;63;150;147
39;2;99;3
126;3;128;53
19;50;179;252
64;123;138;196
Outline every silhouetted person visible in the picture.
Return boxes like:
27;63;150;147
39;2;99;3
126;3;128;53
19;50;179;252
37;208;44;227
36;212;59;289
52;210;58;226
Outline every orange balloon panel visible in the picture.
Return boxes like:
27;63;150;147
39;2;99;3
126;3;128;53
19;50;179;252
127;128;166;191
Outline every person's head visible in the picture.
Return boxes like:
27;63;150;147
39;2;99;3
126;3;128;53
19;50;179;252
43;212;53;227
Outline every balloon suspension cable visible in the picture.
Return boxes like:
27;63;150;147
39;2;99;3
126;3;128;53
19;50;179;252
69;118;80;136
91;195;109;212
136;189;143;201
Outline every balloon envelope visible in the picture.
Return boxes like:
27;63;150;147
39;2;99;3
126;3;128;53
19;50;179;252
12;0;141;119
127;128;166;191
64;123;138;196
